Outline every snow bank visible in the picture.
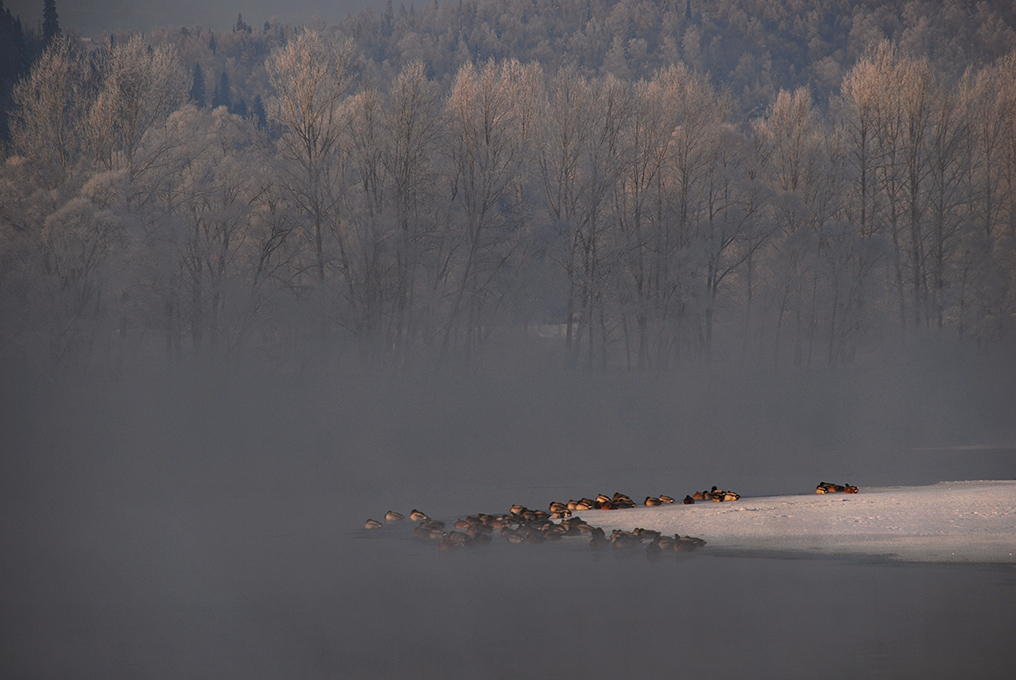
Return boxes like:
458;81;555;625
575;481;1016;563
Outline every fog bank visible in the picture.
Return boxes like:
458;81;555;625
2;346;1015;679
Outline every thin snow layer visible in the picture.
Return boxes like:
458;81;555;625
577;481;1016;563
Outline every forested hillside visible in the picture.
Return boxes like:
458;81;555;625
2;0;1015;377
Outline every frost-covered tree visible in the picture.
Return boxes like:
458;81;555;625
267;30;356;286
87;35;188;177
442;59;542;365
538;69;626;369
9;37;86;176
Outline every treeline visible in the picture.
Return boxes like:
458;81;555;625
8;0;1013;143
1;7;1015;377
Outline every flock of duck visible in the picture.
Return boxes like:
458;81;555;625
364;489;722;556
815;481;859;494
364;482;860;556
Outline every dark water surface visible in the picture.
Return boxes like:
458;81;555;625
3;498;1015;680
2;367;1015;679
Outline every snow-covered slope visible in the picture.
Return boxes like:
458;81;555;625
575;481;1016;563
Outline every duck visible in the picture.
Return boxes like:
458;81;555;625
610;530;641;549
644;496;662;506
673;534;706;551
612;493;636;508
364;518;383;530
655;535;677;550
523;530;546;544
816;482;855;494
470;532;492;546
723;491;741;502
692;491;706;501
561;522;583;537
384;510;404;522
549;501;569;513
683;495;695;505
409;509;429;522
448;531;469;545
659;495;676;504
438;531;470;551
509;504;527;516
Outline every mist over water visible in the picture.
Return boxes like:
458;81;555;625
2;345;1015;679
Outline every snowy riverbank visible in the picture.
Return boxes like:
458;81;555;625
575;481;1016;563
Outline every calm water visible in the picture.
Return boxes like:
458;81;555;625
2;370;1015;679
3;493;1015;680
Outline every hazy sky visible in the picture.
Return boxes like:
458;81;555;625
6;0;383;37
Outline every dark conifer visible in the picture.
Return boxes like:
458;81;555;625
43;0;59;43
212;71;231;110
0;1;27;143
0;2;26;81
190;63;206;107
251;94;268;130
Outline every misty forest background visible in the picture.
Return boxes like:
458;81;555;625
2;0;1016;380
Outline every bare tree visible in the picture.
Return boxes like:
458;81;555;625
926;73;969;331
537;68;626;369
442;58;542;367
87;35;188;178
9;38;89;180
267;30;357;286
381;61;444;367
